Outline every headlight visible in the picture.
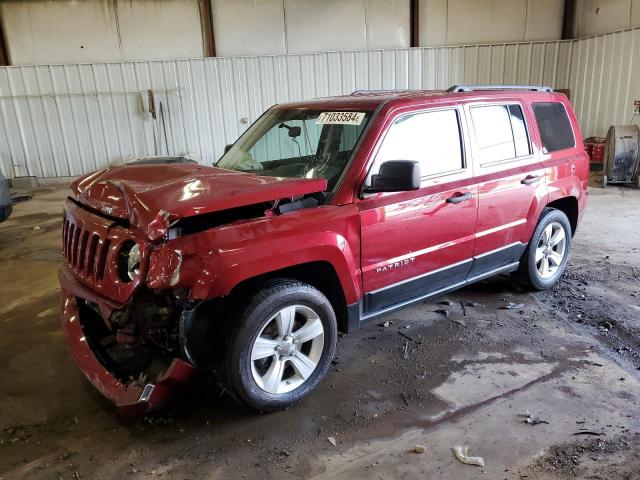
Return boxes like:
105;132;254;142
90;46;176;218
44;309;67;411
118;241;141;282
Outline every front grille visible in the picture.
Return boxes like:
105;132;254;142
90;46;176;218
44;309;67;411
62;217;111;282
62;199;147;304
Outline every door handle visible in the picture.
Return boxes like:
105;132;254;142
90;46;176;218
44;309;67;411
446;192;473;204
521;175;542;185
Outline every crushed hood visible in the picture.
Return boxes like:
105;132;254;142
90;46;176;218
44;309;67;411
70;163;327;241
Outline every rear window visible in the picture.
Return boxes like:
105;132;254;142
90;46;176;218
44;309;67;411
470;104;531;165
532;102;575;153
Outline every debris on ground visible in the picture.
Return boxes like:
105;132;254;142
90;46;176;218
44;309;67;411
398;330;418;342
327;436;337;446
573;431;604;436
524;412;549;425
402;341;409;359
584;360;603;367
598;321;613;331
413;445;426;454
451;318;467;327
434;308;449;317
32;225;40;230
379;321;393;328
465;301;482;307
452;445;485;467
501;302;525;310
438;300;454;306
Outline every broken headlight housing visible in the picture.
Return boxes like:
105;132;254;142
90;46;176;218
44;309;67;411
119;241;141;282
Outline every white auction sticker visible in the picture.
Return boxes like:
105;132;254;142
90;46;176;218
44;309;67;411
316;112;365;125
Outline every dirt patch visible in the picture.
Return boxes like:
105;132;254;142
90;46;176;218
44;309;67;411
522;435;640;479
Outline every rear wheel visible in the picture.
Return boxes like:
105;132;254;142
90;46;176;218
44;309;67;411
517;208;572;290
222;280;337;412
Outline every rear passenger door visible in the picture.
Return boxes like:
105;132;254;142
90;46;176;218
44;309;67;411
466;101;547;278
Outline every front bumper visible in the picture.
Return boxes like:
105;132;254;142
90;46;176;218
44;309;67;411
59;268;195;414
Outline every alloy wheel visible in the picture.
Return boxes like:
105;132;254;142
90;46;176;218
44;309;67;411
250;305;325;394
535;221;567;279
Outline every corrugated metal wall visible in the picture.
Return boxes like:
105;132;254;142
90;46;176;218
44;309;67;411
569;27;640;138
0;27;637;179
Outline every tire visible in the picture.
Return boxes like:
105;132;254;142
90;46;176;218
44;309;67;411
0;204;12;223
221;279;337;412
517;208;572;290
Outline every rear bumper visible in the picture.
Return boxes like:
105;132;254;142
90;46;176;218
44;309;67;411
59;268;195;414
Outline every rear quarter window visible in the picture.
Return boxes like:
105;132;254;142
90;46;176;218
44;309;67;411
532;102;575;153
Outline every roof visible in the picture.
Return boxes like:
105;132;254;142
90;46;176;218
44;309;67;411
277;86;557;111
279;90;448;110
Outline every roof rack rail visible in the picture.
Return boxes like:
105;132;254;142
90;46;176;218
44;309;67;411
447;84;553;93
351;89;399;95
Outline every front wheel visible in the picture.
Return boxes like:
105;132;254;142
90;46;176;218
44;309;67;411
221;280;337;412
517;208;572;290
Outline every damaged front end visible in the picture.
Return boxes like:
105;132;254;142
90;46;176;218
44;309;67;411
59;201;196;414
59;281;195;415
60;164;329;413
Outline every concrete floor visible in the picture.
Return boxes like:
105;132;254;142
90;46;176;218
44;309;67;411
1;185;639;480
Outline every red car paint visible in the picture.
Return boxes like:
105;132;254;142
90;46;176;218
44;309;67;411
59;88;588;411
71;164;327;241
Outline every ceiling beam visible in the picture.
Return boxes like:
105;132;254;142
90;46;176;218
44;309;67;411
199;0;216;57
410;0;420;47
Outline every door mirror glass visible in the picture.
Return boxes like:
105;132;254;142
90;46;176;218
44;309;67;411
365;160;421;193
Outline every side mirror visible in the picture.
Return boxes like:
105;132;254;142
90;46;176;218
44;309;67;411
224;144;233;154
365;160;421;193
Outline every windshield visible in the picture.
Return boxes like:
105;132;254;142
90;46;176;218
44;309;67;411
217;108;372;190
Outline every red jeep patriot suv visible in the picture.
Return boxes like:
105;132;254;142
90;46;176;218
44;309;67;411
59;85;588;413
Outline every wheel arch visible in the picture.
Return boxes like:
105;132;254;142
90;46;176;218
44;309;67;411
546;195;579;235
225;261;352;334
182;260;355;368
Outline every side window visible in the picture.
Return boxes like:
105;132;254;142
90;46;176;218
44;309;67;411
532;102;575;153
470;104;531;165
371;109;464;180
509;105;530;157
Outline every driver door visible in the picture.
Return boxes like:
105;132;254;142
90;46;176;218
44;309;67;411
358;106;479;317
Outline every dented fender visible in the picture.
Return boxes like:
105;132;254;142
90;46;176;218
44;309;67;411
155;204;363;305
